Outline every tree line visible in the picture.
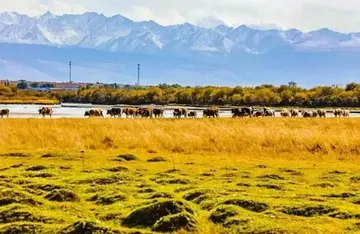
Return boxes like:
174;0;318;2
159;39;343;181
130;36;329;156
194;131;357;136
55;82;360;107
2;82;360;107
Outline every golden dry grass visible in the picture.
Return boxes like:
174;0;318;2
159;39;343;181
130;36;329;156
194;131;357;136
1;118;360;233
1;118;360;160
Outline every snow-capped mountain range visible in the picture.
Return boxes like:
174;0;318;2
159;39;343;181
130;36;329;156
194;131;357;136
1;11;360;86
1;11;360;55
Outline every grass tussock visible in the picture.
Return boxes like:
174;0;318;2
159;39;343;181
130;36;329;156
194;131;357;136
0;118;360;159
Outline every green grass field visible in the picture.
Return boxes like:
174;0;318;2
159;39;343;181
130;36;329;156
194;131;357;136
0;119;360;233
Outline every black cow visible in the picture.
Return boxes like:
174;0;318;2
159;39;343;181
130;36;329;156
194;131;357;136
107;108;122;117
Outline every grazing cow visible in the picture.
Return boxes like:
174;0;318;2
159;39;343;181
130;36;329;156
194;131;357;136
39;107;53;118
173;108;187;118
107;108;122;118
280;109;290;117
153;108;164;118
122;108;137;118
231;108;244;118
136;107;153;118
342;110;350;117
302;110;313;118
290;109;299;117
188;111;197;118
263;107;275;117
85;109;103;118
203;107;219;118
0;109;9;118
253;111;264;117
241;107;253;117
317;109;326;118
334;109;350;117
312;111;319;118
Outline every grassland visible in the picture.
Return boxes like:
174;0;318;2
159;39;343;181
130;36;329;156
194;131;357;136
0;118;360;233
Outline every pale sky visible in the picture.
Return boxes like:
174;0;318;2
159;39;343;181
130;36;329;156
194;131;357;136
1;0;360;32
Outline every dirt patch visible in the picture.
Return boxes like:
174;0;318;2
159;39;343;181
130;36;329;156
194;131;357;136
353;200;360;205
24;172;54;178
209;205;238;224
0;208;53;224
222;199;269;212
0;223;44;234
44;189;80;202
59;165;72;170
350;176;360;183
76;175;130;185
328;212;360;220
88;194;127;205
329;170;347;175
347;223;360;231
324;193;356;198
106;166;129;172
311;183;336;188
116;154;138;161
59;221;119;234
152;212;197;232
25;183;63;192
279;169;304;176
122;200;194;228
0;189;40;206
257;184;284;191
1;153;29;158
281;205;337;217
25;165;48;171
256;164;268;169
138;188;156;193
148;192;174;199
147;157;167;162
41;153;57;158
223;218;249;228
10;164;24;168
257;174;285;180
154;178;191;185
184;189;211;201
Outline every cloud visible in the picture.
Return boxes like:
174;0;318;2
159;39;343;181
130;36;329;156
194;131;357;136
0;0;360;32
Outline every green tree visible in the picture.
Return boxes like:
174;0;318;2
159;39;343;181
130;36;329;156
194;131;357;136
17;80;28;89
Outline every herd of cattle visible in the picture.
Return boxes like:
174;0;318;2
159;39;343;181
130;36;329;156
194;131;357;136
0;106;353;118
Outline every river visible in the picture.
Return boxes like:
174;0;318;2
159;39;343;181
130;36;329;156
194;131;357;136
1;104;360;118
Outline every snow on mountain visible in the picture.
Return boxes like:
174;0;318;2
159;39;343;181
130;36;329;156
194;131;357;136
1;11;360;56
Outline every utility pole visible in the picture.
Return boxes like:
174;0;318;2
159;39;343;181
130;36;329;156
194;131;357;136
137;63;140;86
69;61;72;83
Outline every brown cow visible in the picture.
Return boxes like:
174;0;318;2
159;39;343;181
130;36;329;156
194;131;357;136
85;110;103;117
39;107;53;118
280;109;290;117
122;108;137;118
136;107;153;118
173;108;187;118
203;107;219;118
0;109;9;118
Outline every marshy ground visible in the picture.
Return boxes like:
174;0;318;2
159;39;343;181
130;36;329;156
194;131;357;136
0;119;360;233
